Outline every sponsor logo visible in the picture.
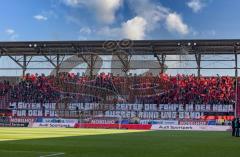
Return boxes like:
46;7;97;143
32;123;75;128
151;124;231;131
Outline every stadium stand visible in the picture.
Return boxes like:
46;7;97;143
0;72;235;123
0;72;234;104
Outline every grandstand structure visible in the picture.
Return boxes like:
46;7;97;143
0;39;240;124
0;39;239;76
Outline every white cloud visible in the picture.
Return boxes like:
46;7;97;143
34;15;48;21
97;16;147;40
62;0;122;24
187;0;205;13
79;27;92;35
93;0;122;24
166;13;189;35
5;29;15;35
122;16;147;40
128;0;189;36
128;0;169;32
63;0;190;39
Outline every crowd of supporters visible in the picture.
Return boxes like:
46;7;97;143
0;81;10;97
0;72;236;104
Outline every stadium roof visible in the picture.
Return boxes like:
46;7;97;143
0;39;240;56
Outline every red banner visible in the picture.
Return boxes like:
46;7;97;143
74;123;152;130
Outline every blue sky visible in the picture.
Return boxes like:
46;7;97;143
0;0;239;76
0;0;240;41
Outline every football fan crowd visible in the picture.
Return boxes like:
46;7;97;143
0;72;236;105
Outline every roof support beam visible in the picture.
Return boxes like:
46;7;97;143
8;55;32;77
116;52;132;76
195;53;201;77
8;55;24;69
234;44;238;117
43;55;57;68
155;53;166;74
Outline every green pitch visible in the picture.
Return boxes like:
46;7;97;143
0;128;239;157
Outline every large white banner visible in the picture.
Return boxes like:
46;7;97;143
140;120;178;125
32;123;76;128
10;102;234;119
151;124;231;131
